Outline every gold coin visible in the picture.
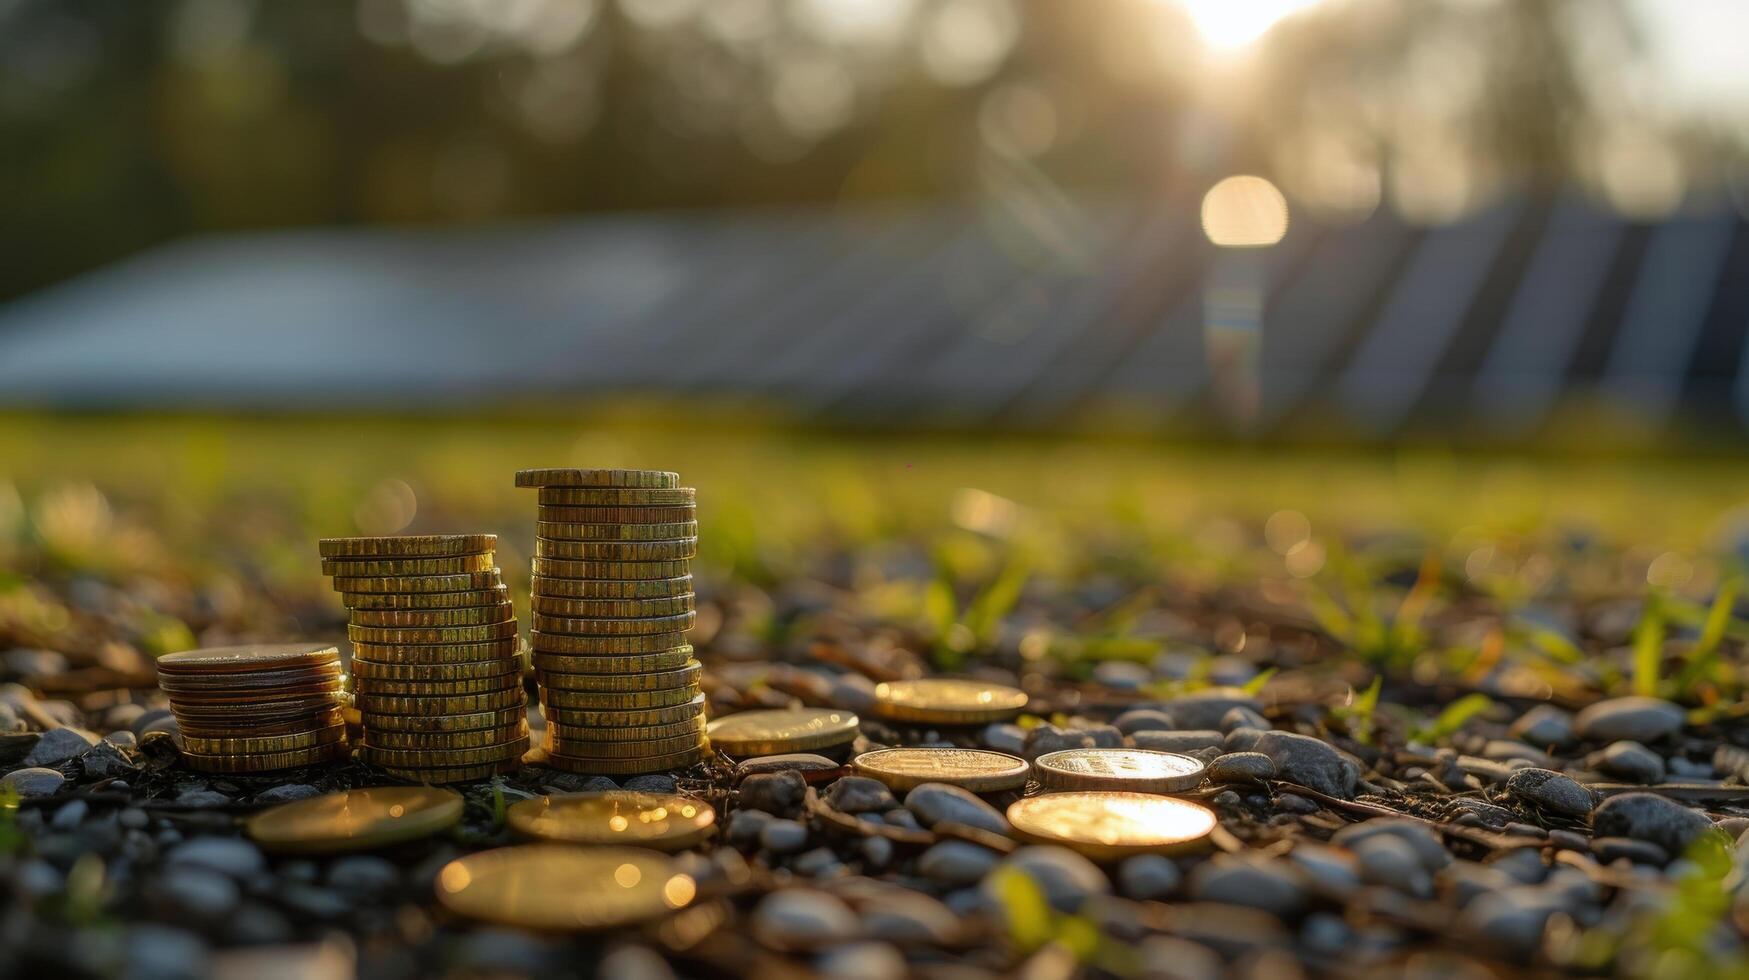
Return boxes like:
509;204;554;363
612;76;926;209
529;631;690;654
536;662;700;692
156;643;339;675
170;702;347;727
341;587;510;610
331;570;505;594
529;611;696;637
247;786;465;853
180;708;347;738
543;730;703;758
181;742;350;773
532;557;692;580
533;575;694;600
851;747;1031;793
534;538;697;562
347;621;518;645
375;757;521;783
182;724;347;755
436;844;696;929
537;487;695;506
1006;792;1218;860
353;688;526;716
321;553;495;577
349;638;521;665
536;521;698;542
531;647;694;674
364;721;530;751
508;792;715;851
360;735;529;769
540;686;702;710
357;672;522;696
705;708;859;757
515;469;680;489
543;747;706;775
1033;748;1207;794
319;535;497;558
529;594;694;619
538;505;697;524
362;705;526;732
167;684;346;708
350;657;521;683
348;604;515;628
872;678;1028;725
540;694;706;728
546;716;706;743
159;664;341;692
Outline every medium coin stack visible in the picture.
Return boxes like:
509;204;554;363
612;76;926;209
157;643;350;773
515;469;706;775
319;534;529;783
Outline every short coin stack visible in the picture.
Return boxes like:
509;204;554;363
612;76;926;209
158;644;350;773
515;469;706;775
319;534;529;783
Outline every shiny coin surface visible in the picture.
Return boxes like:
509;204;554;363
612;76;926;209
364;721;530;751
436;845;696;929
515;469;680;489
538;505;696;524
529;611;696;636
539;693;707;728
354;688;526;716
539;685;701;711
179;708;346;738
350;657;521;683
543;731;703;758
872;678;1028;725
536;488;695;506
181;742;350;773
358;672;522;697
341;586;510;610
331;570;505;594
533;575;694;600
348;638;521;665
530;647;694;675
363;705;527;733
347;621;519;645
348;604;515;628
1007;792;1218;860
321;553;495;577
1034;748;1207;794
705;708;859;757
319;535;497;558
156;643;340;674
851;747;1031;793
534;538;697;562
158;665;341;692
529;631;690;655
508;791;714;850
360;735;529;769
181;724;347;755
546;716;705;743
375;757;521;784
536;662;700;692
536;521;698;541
529;594;694;618
543;747;707;775
247;786;465;853
531;558;692;581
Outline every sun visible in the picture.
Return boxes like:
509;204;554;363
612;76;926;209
1171;0;1328;49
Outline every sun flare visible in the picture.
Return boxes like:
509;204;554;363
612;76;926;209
1171;0;1328;49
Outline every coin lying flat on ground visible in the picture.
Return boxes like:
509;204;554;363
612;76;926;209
1033;748;1207;794
706;708;860;757
851;747;1031;792
508;791;716;850
246;786;465;853
1006;791;1218;860
436;845;697;930
871;678;1029;725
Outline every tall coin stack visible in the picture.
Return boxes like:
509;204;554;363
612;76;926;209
515;469;707;775
319;535;529;783
158;644;350;773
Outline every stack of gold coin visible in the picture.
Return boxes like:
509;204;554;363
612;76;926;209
157;644;350;773
515;469;706;775
319;534;529;783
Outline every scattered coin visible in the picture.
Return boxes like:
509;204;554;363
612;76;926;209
247;786;466;853
871;678;1029;725
852;747;1032;793
1033;748;1207;794
435;845;697;930
508;791;715;850
515;469;680;489
705;708;860;757
319;535;498;558
1006;792;1218;860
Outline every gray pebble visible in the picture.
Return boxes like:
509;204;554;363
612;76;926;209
623;774;677;793
792;847;845;877
1113;709;1177;734
124;925;211;980
120;807;150;830
823;776;896;814
904;783;1009;835
1456;886;1566;960
597;945;675;980
994;846;1110;913
862;890;959;944
1188;854;1308;917
1022;724;1096;762
740;771;807;814
327;855;400;894
1207;752;1276;784
1118;854;1181;900
882;808;922;830
830;673;878;713
727;809;774;847
1589;741;1665;784
1254;731;1357;798
1274;793;1318;814
1546;829;1588;852
1331;818;1451;871
737;754;840;779
103;730;138;751
23;726;96;767
1353;835;1433;898
131;708;175;738
81;739;135;779
1135;936;1223;980
174;789;232;807
1130;730;1225;753
1508;705;1574;747
49;798;88;830
16;859;63;897
158;866;241;918
1438;860;1518;908
1221;706;1270;733
1289;843;1360;898
1488;848;1549;884
455;929;557;974
1083;724;1126;748
1573;697;1686;743
860;836;894;870
916;841;999;886
2;766;65;798
1504;768;1594;817
1093;661;1153;690
815;942;906;980
253;784;321;804
760;818;810;854
1224;728;1264;752
982;723;1026;755
1156;689;1264;730
1591;792;1720;855
1592;836;1669;866
166;837;266;878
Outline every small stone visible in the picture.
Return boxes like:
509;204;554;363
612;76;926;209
133;708;178;739
1;766;65;798
1207;752;1276;784
174;789;232;808
860;836;894;870
4;648;68;678
815;942;906;980
760;819;810;854
1221;706;1270;733
596;945;674;980
1508;705;1574;747
1289;843;1360;898
1331;819;1451;871
253;784;321;804
158;866;241;918
916;841;1000;886
166;837;266;878
1224;728;1264;752
1504;768;1594;818
982;724;1026;755
81;739;136;779
740;771;807;814
120;808;150;830
49;799;88;830
16;860;63;898
1254;731;1357;798
1093;661;1153;690
752;889;860;952
23;726;96;767
125;926;211;980
727;810;773;847
1669;757;1713;779
1187;854;1308;917
624;774;678;793
823;776;896;814
0;732;38;765
455;929;558;974
1487;848;1549;884
1135;937;1223;980
1130;730;1225;753
1573;697;1686;743
736;754;840;780
1591;792;1720;855
1546;829;1588;852
1022;724;1096;762
327;855;400;895
994;846;1110;913
792;847;845;877
1118;854;1181;900
1438;860;1518;908
1482;740;1551;766
1456;886;1565;960
882;808;921;830
1082;724;1124;748
1588;741;1665;784
1275;793;1318;814
1113;710;1177;734
103;730;138;750
861;890;958;944
1157;689;1264;730
1353;835;1433;898
830;673;878;713
904;783;1010;836
1592;836;1669;866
